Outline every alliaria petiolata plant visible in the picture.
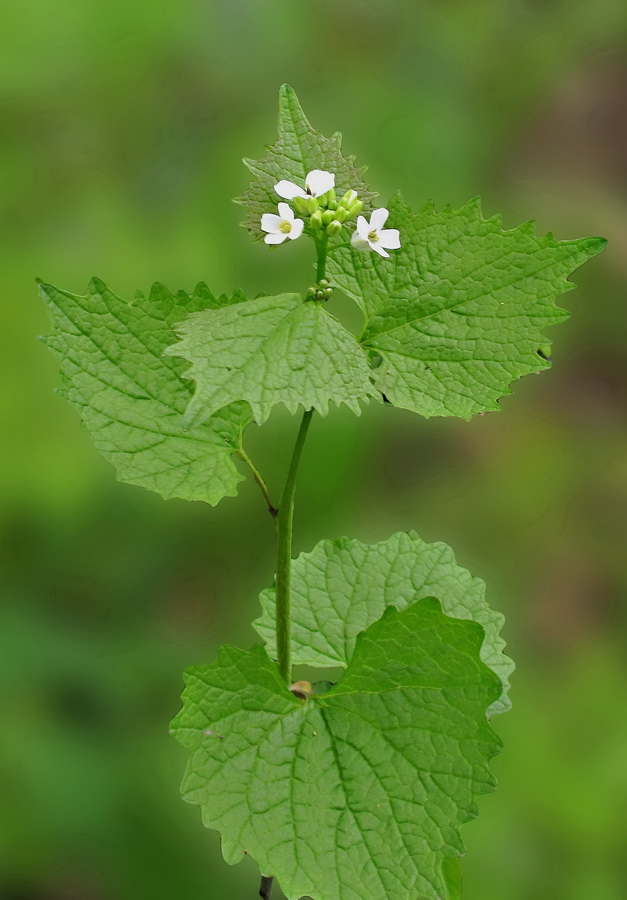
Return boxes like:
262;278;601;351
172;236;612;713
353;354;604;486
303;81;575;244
40;85;606;900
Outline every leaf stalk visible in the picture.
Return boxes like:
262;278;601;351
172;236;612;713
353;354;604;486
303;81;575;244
236;447;278;518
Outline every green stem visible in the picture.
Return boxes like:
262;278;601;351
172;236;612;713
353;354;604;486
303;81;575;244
316;232;329;282
236;447;277;519
259;876;274;900
274;407;314;683
256;234;324;899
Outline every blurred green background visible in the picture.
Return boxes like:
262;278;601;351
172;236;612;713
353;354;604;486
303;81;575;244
1;1;626;898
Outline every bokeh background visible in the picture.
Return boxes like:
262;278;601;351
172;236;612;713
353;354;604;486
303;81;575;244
2;1;626;898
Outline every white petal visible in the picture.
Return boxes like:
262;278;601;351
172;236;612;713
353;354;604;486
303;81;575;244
264;232;287;245
277;202;295;221
370;241;390;258
355;215;370;240
274;180;307;200
261;214;283;234
351;229;370;252
378;228;401;250
287;218;304;240
306;169;335;197
370;208;390;231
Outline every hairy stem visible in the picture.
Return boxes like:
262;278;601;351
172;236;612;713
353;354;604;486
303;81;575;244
274;407;313;684
259;876;274;900
236;447;277;518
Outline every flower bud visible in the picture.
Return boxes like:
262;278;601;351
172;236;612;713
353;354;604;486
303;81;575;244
306;280;333;303
292;196;310;217
339;189;358;209
318;188;336;209
307;196;320;215
309;210;323;229
333;206;348;223
326;219;342;236
346;198;364;219
321;209;335;226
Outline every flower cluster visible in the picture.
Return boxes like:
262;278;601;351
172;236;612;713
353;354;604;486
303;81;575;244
260;169;400;259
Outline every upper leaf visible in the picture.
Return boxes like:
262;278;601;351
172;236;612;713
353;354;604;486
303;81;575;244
255;530;512;716
168;293;378;426
40;279;252;504
237;84;378;240
328;195;607;418
171;598;502;900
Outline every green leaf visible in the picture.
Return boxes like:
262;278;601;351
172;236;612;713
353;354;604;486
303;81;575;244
171;598;502;900
255;531;512;716
168;293;378;426
328;195;607;418
237;84;378;240
40;278;252;504
442;857;463;900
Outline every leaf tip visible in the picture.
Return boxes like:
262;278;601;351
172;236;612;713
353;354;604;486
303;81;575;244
516;219;537;237
584;235;608;257
463;196;483;218
37;280;52;299
87;275;108;295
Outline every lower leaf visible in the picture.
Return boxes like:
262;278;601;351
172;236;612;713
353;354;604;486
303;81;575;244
171;598;502;900
255;531;513;716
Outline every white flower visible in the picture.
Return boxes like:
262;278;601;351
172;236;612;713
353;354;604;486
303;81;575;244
260;203;305;245
274;169;335;200
351;208;401;258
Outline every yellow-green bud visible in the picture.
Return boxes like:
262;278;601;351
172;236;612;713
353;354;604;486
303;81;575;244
321;209;335;226
346;198;364;219
326;219;342;236
318;188;335;209
310;210;323;229
333;206;348;223
307;196;320;215
328;199;338;210
292;196;310;217
339;189;358;209
306;279;333;303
